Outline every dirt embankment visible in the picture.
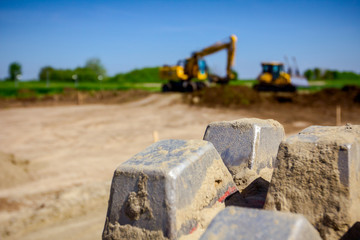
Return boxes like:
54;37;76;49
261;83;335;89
186;85;360;109
3;85;360;110
185;85;360;133
0;89;151;108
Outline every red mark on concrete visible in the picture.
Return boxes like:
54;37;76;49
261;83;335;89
218;186;237;202
189;224;198;234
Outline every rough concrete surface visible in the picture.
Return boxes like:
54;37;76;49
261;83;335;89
203;118;284;190
103;139;237;240
199;206;321;240
264;124;360;240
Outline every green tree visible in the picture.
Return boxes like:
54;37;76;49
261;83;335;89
39;66;54;81
38;65;100;82
333;71;340;79
8;62;22;81
323;70;336;80
338;71;360;80
231;69;239;80
84;58;106;77
74;67;98;82
304;69;314;80
313;68;321;80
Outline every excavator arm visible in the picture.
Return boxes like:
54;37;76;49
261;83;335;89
192;35;237;80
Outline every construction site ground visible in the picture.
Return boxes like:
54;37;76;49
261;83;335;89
0;87;359;240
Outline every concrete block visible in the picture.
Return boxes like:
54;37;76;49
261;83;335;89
102;139;237;240
225;177;269;209
341;222;360;240
203;118;284;189
199;207;321;240
264;124;360;240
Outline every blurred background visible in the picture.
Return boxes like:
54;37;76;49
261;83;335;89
1;0;359;81
0;1;360;240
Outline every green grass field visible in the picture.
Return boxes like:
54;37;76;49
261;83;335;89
299;79;360;91
0;80;162;98
230;79;360;92
1;75;359;98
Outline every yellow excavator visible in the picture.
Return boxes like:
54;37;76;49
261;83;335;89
160;35;237;92
254;57;308;92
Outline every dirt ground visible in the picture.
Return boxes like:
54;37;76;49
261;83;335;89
0;91;359;239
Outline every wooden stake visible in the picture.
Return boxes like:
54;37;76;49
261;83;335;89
336;105;341;126
77;92;82;105
153;131;159;143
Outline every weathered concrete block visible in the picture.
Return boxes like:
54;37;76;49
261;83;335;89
102;139;237;240
225;177;270;209
199;206;321;240
264;124;360;240
203;118;284;189
341;222;360;240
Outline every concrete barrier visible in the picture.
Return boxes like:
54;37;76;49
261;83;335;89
102;139;237;240
264;124;360;240
199;206;321;240
203;118;284;189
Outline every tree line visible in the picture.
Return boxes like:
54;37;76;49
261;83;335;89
304;68;360;81
4;59;162;83
39;58;107;82
4;60;360;82
4;58;107;82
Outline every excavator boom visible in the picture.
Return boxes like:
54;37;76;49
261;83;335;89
192;35;237;80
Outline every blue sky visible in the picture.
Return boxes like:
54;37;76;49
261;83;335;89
1;0;360;80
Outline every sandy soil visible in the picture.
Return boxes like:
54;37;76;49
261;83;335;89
0;93;359;239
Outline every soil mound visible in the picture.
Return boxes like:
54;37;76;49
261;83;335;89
186;85;360;109
294;85;360;107
187;85;262;107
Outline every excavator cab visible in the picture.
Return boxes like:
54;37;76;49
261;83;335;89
161;58;208;82
262;64;284;80
197;59;207;79
259;62;288;84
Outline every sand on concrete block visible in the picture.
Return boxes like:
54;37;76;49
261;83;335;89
203;118;284;190
264;124;360;240
102;219;167;240
102;139;237;240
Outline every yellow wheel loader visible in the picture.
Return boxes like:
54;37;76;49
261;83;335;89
160;35;237;92
254;62;296;92
254;57;308;92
